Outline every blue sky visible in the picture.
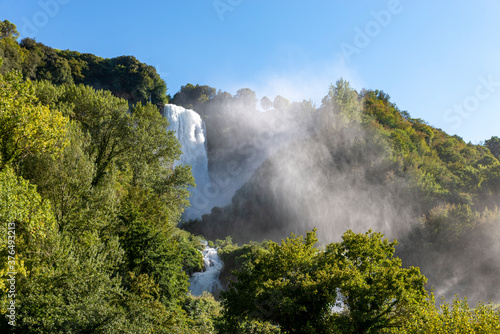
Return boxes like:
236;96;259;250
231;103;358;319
1;0;499;143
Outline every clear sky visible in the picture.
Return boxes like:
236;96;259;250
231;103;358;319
1;0;499;143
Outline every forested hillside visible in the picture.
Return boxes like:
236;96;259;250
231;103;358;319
1;20;500;333
184;80;500;303
0;20;167;105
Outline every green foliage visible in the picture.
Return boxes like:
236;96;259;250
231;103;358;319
0;20;22;75
14;35;168;104
326;230;427;333
1;28;499;331
174;230;204;275
392;295;500;334
0;71;68;169
127;102;192;198
218;319;282;334
59;84;131;187
361;87;500;206
0;166;54;247
172;83;216;110
220;229;428;334
486;136;500;160
0;70;198;331
0;20;18;40
13;233;126;333
119;212;189;306
183;292;222;333
0;38;22;75
0;167;54;316
322;78;361;128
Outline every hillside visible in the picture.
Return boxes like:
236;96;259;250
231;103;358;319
0;26;167;105
184;81;500;303
1;20;500;332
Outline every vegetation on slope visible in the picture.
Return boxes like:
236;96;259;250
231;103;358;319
1;20;499;333
0;20;167;105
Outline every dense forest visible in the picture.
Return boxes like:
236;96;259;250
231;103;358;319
1;20;500;333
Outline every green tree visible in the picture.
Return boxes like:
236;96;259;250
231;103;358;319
20;122;120;236
326;230;428;333
183;292;222;333
2;79;197;332
220;229;334;333
220;229;428;333
485;136;500;160
128;102;185;190
18;38;168;105
11;233;127;333
322;78;360;127
171;84;216;111
0;21;23;75
0;71;68;170
394;295;500;334
58;84;130;187
0;20;19;40
119;211;190;307
0;166;54;317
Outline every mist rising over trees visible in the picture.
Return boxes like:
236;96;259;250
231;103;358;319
1;20;499;332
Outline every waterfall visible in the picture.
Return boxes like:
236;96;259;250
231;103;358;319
164;105;224;295
189;242;223;296
164;104;211;219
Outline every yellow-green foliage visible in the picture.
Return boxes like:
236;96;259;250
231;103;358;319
0;166;55;313
183;292;222;333
0;166;54;246
361;88;500;204
391;295;500;334
0;71;68;168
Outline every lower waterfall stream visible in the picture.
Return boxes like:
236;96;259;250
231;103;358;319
189;242;223;296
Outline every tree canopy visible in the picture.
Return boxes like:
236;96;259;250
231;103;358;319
0;23;168;105
220;229;428;334
1;24;500;332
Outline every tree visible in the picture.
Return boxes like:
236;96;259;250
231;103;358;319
19;122;120;235
321;78;360;127
326;230;428;333
171;84;216;111
393;295;500;334
128;102;185;190
234;88;257;110
2;79;197;332
0;21;22;75
485;136;500;160
220;229;336;333
220;229;428;333
118;203;191;307
260;96;273;111
58;84;130;187
0;166;55;308
0;20;18;40
273;95;290;111
17;38;169;105
183;292;222;333
0;71;68;170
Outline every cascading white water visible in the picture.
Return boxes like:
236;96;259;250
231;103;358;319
164;104;211;219
189;242;223;296
164;105;224;295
